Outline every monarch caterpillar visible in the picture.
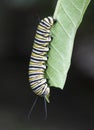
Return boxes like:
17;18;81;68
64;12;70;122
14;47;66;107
29;16;56;104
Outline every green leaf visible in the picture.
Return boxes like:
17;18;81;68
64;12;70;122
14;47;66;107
46;0;91;89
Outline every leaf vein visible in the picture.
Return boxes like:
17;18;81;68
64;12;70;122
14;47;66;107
51;44;65;61
60;4;76;28
70;0;82;14
58;20;71;38
47;60;61;75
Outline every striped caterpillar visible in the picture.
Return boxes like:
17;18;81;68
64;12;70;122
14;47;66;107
29;16;56;103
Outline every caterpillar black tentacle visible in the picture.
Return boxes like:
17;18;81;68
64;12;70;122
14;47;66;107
29;16;56;103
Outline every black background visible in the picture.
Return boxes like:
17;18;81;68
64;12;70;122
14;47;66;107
0;0;94;130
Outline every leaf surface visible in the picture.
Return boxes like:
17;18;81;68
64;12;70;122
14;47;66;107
46;0;91;89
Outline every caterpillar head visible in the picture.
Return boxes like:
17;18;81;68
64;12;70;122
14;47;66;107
40;16;54;29
46;16;54;26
